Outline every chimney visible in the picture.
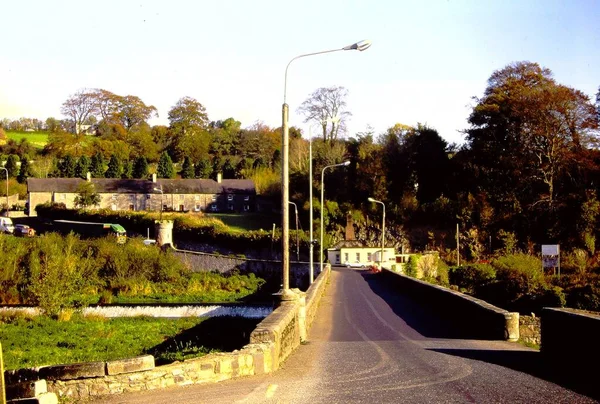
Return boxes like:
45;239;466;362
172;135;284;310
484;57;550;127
217;172;222;183
86;172;91;182
152;173;157;183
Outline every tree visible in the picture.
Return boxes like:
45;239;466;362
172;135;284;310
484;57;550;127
180;156;194;179
114;95;158;132
297;86;352;143
132;156;149;179
222;158;235;179
121;160;133;179
74;181;101;208
17;157;32;184
168;97;211;162
157;151;174;178
61;89;98;134
105;155;123;178
59;155;76;178
194;157;212;178
74;155;91;179
90;152;105;178
4;154;19;178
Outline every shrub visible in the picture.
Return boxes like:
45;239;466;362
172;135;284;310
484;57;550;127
449;263;496;293
566;284;600;311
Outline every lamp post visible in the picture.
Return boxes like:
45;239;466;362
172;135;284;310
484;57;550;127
280;40;371;297
0;167;8;216
288;201;299;262
320;161;350;272
153;184;163;222
368;197;386;268
308;127;314;284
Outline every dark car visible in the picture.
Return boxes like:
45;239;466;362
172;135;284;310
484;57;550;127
14;224;35;237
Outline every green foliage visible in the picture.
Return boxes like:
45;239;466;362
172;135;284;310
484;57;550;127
16;156;32;183
0;314;206;370
90;152;105;177
566;284;600;311
194;157;212;178
74;181;101;208
59;154;76;177
449;263;496;293
133;156;149;179
105;154;123;178
181;156;194;179
121;159;133;179
74;155;91;179
405;254;420;278
497;229;518;255
5;154;19;177
157;151;174;178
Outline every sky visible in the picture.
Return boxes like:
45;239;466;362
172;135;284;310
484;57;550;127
1;0;599;145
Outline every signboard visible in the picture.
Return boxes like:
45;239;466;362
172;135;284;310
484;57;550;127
542;244;560;275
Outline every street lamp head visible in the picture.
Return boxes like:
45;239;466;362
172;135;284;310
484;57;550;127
368;197;376;202
343;39;372;52
153;188;162;193
342;161;351;166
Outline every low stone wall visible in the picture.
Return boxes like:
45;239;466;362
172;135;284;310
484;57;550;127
519;315;541;346
4;265;331;402
380;269;519;341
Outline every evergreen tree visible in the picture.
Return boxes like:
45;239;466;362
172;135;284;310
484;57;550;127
74;155;91;179
5;154;19;177
195;157;212;178
222;158;235;179
157;151;174;178
17;157;32;183
181;156;194;179
121;160;133;179
132;156;149;179
235;158;249;179
59;155;76;178
90;152;105;178
105;155;123;178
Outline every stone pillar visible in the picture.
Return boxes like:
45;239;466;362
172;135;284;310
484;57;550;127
504;312;520;342
155;220;174;248
294;289;307;342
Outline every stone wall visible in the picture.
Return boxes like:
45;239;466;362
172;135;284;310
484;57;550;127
4;266;331;402
380;268;519;341
519;315;541;346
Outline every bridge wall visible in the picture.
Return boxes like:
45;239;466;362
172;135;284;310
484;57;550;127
380;268;519;341
3;266;331;402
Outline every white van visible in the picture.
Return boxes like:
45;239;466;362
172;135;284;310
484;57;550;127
0;217;15;234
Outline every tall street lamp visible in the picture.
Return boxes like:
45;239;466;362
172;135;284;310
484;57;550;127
320;161;350;272
153;184;163;221
368;197;386;268
281;40;371;297
288;201;299;262
0;167;8;216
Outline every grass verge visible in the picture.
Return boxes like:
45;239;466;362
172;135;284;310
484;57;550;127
0;313;258;370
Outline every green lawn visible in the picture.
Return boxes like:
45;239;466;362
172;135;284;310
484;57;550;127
0;313;260;370
206;212;279;232
5;131;49;149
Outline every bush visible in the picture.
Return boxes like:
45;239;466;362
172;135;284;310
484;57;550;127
566;284;600;311
449;263;496;293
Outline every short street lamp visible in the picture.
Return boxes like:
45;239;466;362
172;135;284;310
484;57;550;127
153;184;163;221
280;40;371;297
320;161;350;273
368;197;386;268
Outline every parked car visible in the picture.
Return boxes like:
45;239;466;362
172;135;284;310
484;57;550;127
345;261;367;268
14;224;35;237
0;217;15;234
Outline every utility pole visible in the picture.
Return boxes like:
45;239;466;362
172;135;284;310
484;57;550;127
456;223;460;266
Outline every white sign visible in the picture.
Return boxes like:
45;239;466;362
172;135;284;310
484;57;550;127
542;245;560;256
542;244;560;269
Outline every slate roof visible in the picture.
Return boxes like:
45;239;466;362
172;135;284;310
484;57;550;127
330;240;392;249
27;178;256;195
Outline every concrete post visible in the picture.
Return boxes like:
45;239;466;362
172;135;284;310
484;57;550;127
504;312;520;342
155;220;174;248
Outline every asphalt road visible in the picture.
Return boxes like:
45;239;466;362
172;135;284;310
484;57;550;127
96;266;598;404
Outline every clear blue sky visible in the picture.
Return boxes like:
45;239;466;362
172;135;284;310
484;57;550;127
1;0;598;144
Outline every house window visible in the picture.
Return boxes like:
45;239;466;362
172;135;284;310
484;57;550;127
244;195;250;201
112;195;117;201
194;204;201;211
111;204;116;211
228;203;234;211
243;204;250;212
211;195;217;202
367;253;372;261
60;193;66;200
344;253;349;263
227;194;234;201
194;195;200;201
355;253;360;262
179;194;184;200
146;194;151;199
210;204;218;212
335;253;340;264
129;204;135;211
130;194;135;200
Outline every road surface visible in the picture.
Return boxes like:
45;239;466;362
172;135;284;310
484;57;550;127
95;266;598;403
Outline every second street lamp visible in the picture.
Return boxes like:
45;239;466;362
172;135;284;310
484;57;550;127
280;39;371;297
320;161;350;273
368;197;386;268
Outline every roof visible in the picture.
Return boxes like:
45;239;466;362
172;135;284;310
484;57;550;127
27;178;256;195
330;240;393;249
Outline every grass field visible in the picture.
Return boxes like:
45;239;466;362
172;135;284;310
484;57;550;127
5;131;49;149
206;212;279;232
